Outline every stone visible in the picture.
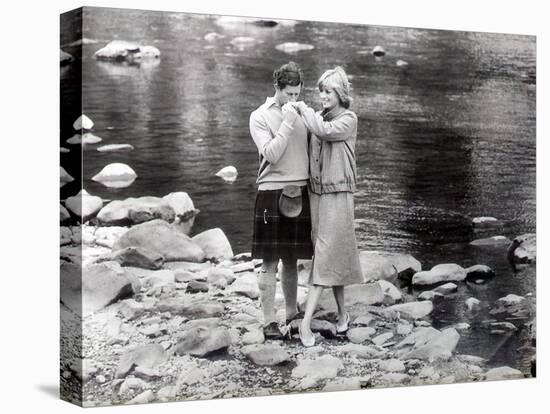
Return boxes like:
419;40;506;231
418;291;444;302
275;42;315;53
385;301;433;320
402;328;460;361
60;204;71;223
372;45;386;56
60;49;73;65
484;366;524;381
187;280;209;293
489;322;517;331
396;60;408;67
379;359;406;372
509;233;536;263
94;226;128;249
472;216;498;225
358;251;398;283
433;282;458;295
363;251;422;282
142;269;175;288
215;165;238;182
174;327;231;357
60;227;72;246
242;344;291;366
207;267;236;285
318;282;384;309
109;247;164;270
453;322;471;331
372;332;394;346
115;344;168;378
497;294;526;306
412;264;467;286
118;299;146;320
291;355;343;382
346;327;376;344
242;328;264;345
94;40;160;61
157;386;177;402
466;264;495;280
465;297;481;312
127;390;155;404
97;144;134;152
377;280;403;304
322;378;362;392
192;228;234;261
396;323;413;336
73;114;94;130
183;318;221;330
129;205;175;225
470;235;511;247
231;272;260;299
157;299;224;319
353;314;375;326
92;163;137;188
113;219;205;262
178;367;204;385
119;378;148;398
60;166;74;187
340;343;384;358
397;327;441;349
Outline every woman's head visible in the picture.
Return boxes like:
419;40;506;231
317;66;352;109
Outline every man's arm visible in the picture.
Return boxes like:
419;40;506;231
249;110;297;164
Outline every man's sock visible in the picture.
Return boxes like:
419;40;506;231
258;271;277;325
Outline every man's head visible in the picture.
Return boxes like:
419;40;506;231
273;61;303;105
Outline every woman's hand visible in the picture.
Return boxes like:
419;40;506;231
281;102;298;124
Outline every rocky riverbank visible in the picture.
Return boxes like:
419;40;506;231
60;192;536;407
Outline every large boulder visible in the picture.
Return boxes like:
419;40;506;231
113;219;205;262
115;344;168;378
241;344;291;366
385;301;433;320
509;233;536;263
94;40;160;61
92;163;137;188
359;251;398;283
174;327;231;357
94;226;128;248
318;282;384;310
412;264;467;286
362;251;421;282
65;189;103;222
401;328;460;361
109;247;164;270
192;228;234;261
377;280;403;304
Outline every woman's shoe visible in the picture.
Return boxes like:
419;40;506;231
336;312;350;334
298;325;315;347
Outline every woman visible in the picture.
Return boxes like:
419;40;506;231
286;66;364;347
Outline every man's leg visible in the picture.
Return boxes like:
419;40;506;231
280;257;298;321
258;259;279;326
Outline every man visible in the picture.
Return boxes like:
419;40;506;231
249;61;313;339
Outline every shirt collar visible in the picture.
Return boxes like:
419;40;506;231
265;96;281;108
322;105;346;121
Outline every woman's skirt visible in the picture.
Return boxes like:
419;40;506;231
251;186;313;260
308;191;364;286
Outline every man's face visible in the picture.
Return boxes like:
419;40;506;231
276;84;301;105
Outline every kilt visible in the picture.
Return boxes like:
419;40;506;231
251;186;313;260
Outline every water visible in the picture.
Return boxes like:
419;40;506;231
61;8;536;372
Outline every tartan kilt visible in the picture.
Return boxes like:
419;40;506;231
251;186;313;260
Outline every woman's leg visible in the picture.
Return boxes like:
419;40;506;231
332;286;346;321
300;285;324;339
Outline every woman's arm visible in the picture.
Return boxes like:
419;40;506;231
296;102;356;142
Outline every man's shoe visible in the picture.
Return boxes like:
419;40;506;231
285;310;305;325
263;322;285;340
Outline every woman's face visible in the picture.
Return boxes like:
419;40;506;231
319;86;340;111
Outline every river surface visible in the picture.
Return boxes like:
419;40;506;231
61;8;536;373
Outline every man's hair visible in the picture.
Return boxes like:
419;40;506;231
273;61;303;89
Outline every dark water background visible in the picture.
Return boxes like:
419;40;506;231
61;8;536;373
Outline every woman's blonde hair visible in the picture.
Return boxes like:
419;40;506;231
317;66;352;108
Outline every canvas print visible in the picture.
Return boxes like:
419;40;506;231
60;6;536;407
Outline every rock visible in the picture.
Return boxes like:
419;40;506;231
510;233;536;263
113;219;205;262
207;267;236;285
412;264;467;286
346;327;376;343
192;228;234;261
491;294;529;317
60;227;72;246
275;42;315;53
433;282;458;295
372;45;386;56
204;32;225;41
178;367;204;386
119;378;148;398
60;49;73;65
380;373;409;385
377;280;403;304
484;366;524;381
322;378;362;392
291;355;343;382
157;299;224;318
452;322;471;331
127;389;155;405
379;359;406;372
231;272;260;299
417;291;444;302
470;235;511;247
184;318;221;330
353;314;375;326
359;251;398;283
402;328;460;361
94;40;160;61
187;280;209;293
109;247;164;270
372;332;394;346
242;328;264;345
174;327;231;357
162;192;198;220
340;343;384;358
129;205;175;225
465;297;481;311
97;144;134;152
215;165;238;182
497;294;526;306
385;301;433;320
396;59;408;67
488;322;517;331
94;226;128;248
242;344;290;365
60;166;74;187
466;264;495;280
157;386;177;402
67;132;103;145
397;327;441;349
472;216;498;225
60;147;70;153
65;190;103;222
396;323;413;336
116;344;168;378
73;114;94;130
118;299;146;320
318;282;384;309
60;204;71;223
92;163;137;188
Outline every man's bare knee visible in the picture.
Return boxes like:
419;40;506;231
261;260;279;274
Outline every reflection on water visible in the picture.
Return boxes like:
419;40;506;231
61;9;535;372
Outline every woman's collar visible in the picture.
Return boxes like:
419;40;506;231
322;105;346;121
